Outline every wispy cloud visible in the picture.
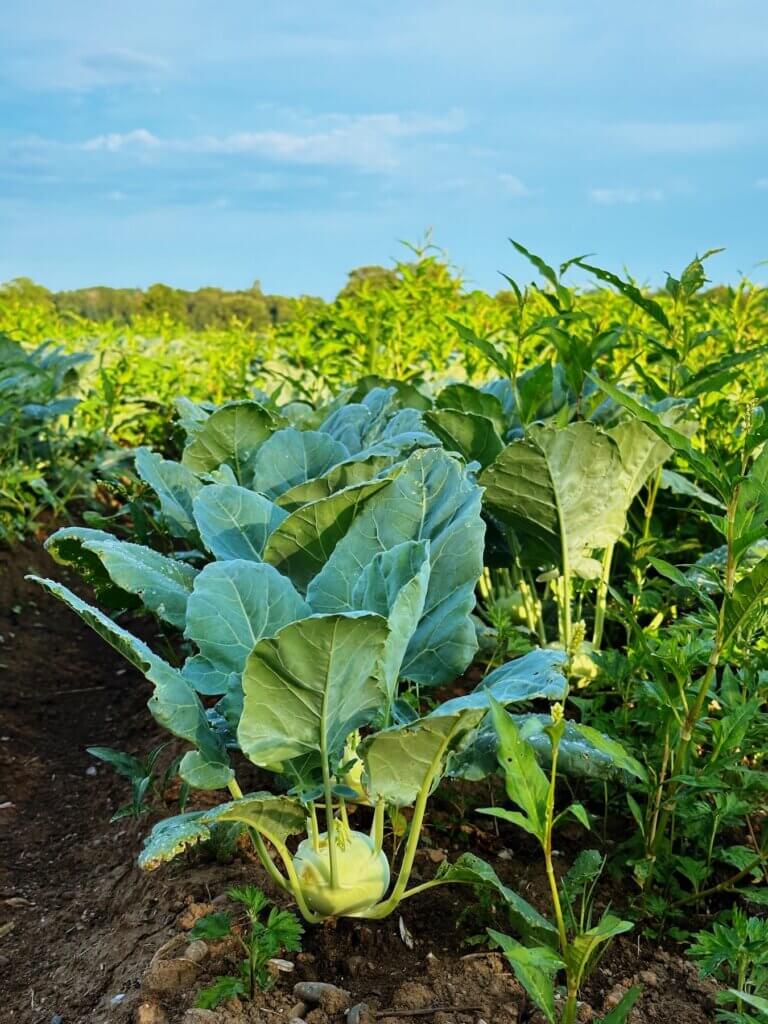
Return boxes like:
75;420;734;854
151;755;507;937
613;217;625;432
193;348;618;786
589;186;664;205
757;178;768;190
14;111;465;174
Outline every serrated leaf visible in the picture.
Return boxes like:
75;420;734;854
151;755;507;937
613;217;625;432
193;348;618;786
488;930;563;1024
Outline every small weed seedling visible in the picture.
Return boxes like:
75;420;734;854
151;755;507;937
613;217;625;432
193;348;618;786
191;886;303;1009
689;910;768;1022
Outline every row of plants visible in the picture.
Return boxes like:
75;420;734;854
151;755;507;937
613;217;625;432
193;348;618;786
5;242;767;1020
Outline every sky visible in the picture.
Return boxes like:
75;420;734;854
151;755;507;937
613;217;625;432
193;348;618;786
1;1;767;297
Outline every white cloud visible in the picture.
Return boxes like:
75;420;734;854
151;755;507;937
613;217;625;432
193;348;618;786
498;174;530;197
589;186;664;205
757;178;768;190
67;111;465;172
83;129;161;153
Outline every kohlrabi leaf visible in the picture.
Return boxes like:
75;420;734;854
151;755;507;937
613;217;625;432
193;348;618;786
607;420;671;504
437;648;567;715
588;376;725;497
181;401;277;481
182;559;310;695
56;534;197;628
28;576;233;790
193;484;287;562
449;713;647;784
275;450;397;511
262;478;391;592
137;792;305;870
135;446;203;539
204;792;306;847
238;612;389;769
308;448;485;685
349;539;431;707
481;422;628;579
359;708;485;806
435;383;506;435
44;526;141;612
250;428;350;499
423;408;504;469
138;810;212;870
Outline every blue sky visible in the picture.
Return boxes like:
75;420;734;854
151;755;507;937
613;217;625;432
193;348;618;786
1;1;766;296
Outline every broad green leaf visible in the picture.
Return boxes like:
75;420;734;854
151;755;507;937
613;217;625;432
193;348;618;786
250;428;349;499
182;401;276;481
570;724;647;782
449;712;644;784
174;396;210;439
481;423;628;579
193;484;287;562
436;853;558;941
437;648;567;715
138;811;212;870
485;699;549;841
608;420;671;504
349;539;431;706
135;447;203;539
424;408;504;469
263;478;391;592
28;576;232;789
204;792;306;847
66;535;197;628
308;448;485;685
359;708;485;806
436;383;506;435
276;450;397;511
183;559;310;696
488;930;563;1024
238;613;389;769
138;792;305;870
588;377;724;496
44;526;140;612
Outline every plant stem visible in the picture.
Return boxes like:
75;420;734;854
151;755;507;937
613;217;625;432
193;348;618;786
320;752;339;890
371;799;385;854
592;544;614;650
226;779;290;893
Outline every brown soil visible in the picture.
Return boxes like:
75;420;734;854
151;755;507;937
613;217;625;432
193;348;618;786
1;545;718;1024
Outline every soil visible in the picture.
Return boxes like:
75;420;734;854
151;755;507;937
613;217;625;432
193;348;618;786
1;544;719;1024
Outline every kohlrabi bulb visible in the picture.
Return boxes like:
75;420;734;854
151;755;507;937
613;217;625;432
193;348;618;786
293;830;390;918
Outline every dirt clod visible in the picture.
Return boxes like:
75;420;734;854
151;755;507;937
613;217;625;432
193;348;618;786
135;1002;169;1024
143;957;200;994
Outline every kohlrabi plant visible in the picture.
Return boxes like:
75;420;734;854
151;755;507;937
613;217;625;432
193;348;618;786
34;388;640;923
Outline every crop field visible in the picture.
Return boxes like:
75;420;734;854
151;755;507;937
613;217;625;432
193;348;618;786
2;243;768;1024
